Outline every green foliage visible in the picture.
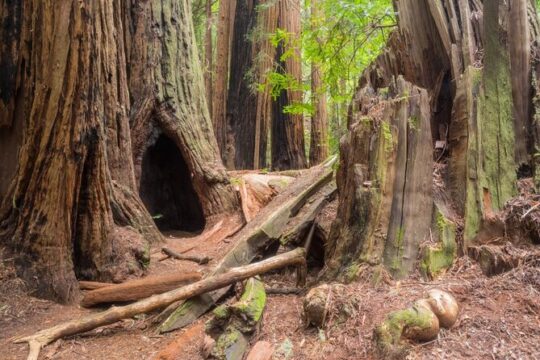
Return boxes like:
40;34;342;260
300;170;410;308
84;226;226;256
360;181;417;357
258;0;395;152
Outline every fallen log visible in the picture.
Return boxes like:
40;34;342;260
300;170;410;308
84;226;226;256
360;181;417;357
159;157;336;333
81;272;203;307
79;281;114;291
162;247;211;265
14;248;306;360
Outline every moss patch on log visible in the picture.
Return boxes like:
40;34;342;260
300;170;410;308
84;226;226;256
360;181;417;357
421;209;457;279
374;304;437;359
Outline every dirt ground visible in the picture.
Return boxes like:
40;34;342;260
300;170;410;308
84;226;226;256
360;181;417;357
2;176;540;359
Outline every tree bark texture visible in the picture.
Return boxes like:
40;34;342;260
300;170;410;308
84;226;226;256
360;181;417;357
126;0;240;221
271;0;307;170
204;0;214;117
0;0;162;303
212;0;237;159
309;0;329;166
327;0;540;277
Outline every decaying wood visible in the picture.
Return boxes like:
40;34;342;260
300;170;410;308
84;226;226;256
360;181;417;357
81;272;202;307
14;248;306;360
160;159;335;333
469;244;540;276
246;341;274;360
153;322;205;360
162;248;211;265
325;77;433;279
79;281;114;291
265;287;302;295
280;182;337;247
206;277;267;359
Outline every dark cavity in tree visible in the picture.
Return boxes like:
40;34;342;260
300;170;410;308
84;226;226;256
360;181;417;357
432;71;453;161
139;134;205;233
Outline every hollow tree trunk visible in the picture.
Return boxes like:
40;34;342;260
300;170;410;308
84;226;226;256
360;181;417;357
0;0;161;303
309;0;328;166
271;0;307;171
326;0;540;278
126;0;241;224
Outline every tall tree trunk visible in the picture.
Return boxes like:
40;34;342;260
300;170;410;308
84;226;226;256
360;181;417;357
309;0;328;166
204;0;214;117
127;0;241;225
227;0;260;170
271;0;307;170
0;0;161;303
212;0;237;160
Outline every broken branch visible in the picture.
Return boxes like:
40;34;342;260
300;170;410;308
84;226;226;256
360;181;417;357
162;247;211;265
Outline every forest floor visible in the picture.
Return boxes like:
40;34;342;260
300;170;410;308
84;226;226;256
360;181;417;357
1;174;540;360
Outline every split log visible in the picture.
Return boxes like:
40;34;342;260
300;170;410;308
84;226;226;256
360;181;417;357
280;182;337;247
159;158;335;333
246;341;274;360
162;247;211;265
79;281;114;291
81;272;202;307
13;248;306;360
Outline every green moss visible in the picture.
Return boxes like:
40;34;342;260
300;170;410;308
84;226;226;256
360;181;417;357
213;304;231;319
407;115;420;131
211;327;249;360
232;277;266;324
381;121;394;154
374;305;434;358
421;209;457;279
343;262;361;283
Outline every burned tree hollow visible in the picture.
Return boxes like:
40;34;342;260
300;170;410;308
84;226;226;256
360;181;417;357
139;134;205;233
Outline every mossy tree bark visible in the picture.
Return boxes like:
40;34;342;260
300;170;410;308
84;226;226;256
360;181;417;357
326;0;540;278
0;0;161;303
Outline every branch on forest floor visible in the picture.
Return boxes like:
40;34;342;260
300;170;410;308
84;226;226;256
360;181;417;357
13;248;306;360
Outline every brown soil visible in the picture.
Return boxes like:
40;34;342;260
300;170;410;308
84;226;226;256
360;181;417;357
2;177;540;359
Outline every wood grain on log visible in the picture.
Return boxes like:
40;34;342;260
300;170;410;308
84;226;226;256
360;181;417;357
81;272;202;307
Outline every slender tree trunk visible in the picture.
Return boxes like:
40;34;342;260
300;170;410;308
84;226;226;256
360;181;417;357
309;0;328;166
0;0;161;303
205;0;214;117
227;0;259;170
271;0;307;170
212;0;237;159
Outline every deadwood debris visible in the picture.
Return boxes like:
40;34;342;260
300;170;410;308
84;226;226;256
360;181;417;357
13;248;306;360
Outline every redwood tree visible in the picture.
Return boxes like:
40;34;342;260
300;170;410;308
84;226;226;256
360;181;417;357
0;0;239;303
271;0;307;170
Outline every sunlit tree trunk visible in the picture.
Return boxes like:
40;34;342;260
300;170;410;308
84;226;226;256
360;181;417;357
309;0;328;166
212;0;237;159
205;0;214;117
271;0;307;170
